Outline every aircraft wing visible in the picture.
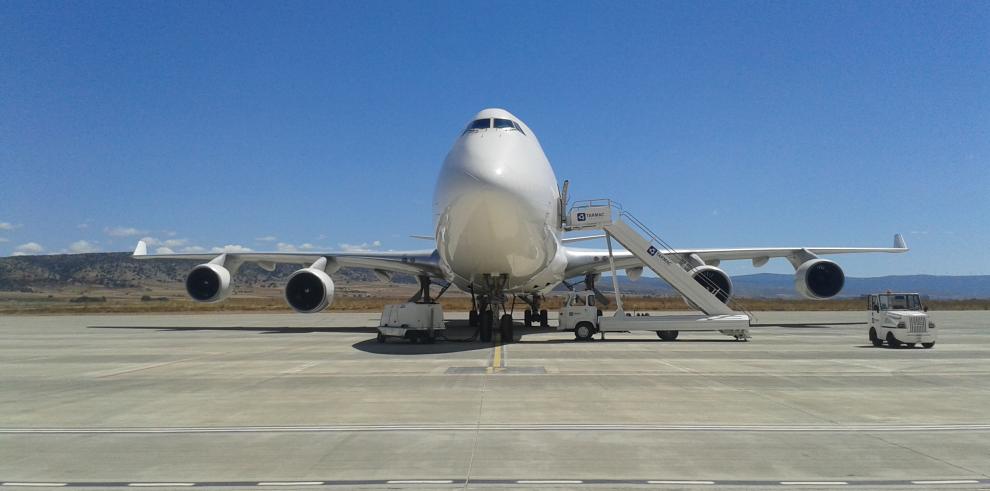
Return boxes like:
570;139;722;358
131;240;442;277
563;234;908;278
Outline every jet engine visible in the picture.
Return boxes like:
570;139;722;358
185;263;232;303
794;258;845;299
284;267;335;313
687;265;733;303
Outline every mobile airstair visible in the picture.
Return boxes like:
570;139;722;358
564;199;752;340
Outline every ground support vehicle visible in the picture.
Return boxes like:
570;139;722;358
868;293;935;348
378;302;445;343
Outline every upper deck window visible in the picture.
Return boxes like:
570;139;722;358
467;118;491;130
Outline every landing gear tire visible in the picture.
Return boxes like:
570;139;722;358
574;322;596;341
469;310;479;327
480;312;493;343
886;332;901;348
922;342;935;349
539;309;549;328
906;343;916;348
869;328;882;347
657;330;679;341
524;309;532;327
500;314;514;343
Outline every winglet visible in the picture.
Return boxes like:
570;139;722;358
894;233;907;250
133;240;148;257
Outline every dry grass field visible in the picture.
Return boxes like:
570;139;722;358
1;286;987;314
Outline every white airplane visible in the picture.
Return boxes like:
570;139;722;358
134;108;907;342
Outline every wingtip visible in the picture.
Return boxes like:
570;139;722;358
133;240;148;257
894;233;907;250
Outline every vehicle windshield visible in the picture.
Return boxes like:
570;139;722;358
879;294;922;310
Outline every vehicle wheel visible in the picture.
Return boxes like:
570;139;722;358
869;328;882;347
376;332;386;343
906;343;916;348
539;309;549;327
922;342;935;349
886;332;901;348
469;310;479;327
574;322;595;341
657;330;679;341
524;309;532;327
480;312;493;343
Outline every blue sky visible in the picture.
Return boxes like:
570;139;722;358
1;2;987;276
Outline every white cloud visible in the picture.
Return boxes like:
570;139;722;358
163;238;187;247
77;223;89;230
105;226;146;237
140;236;160;246
12;242;44;256
181;246;207;253
210;244;253;253
68;240;100;253
155;247;175;254
0;222;20;231
338;240;381;252
276;242;299;252
255;235;277;242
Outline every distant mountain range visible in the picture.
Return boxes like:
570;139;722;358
1;253;988;299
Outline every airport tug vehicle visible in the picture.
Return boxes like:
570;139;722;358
868;292;935;348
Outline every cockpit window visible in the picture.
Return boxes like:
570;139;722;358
493;118;515;129
512;121;526;135
467;118;491;130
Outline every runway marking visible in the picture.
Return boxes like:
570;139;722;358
386;480;454;484
127;484;194;487
4;423;989;434
256;482;324;486
280;361;321;374
1;484;67;487
781;482;848;485
486;343;505;374
647;481;715;485
86;358;196;378
911;480;980;485
3;478;990;487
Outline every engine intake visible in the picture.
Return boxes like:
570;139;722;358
795;259;845;299
688;265;732;303
185;263;232;303
285;268;335;313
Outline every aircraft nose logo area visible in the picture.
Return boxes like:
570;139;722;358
577;212;587;222
647;246;658;256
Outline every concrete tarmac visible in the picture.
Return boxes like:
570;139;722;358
1;310;989;489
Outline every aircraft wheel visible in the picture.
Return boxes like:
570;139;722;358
869;328;882;347
523;309;532;327
539;309;549;327
657;330;679;341
886;332;901;348
469;310;479;327
500;314;514;343
906;343;916;348
480;312;493;343
574;322;596;341
922;342;935;349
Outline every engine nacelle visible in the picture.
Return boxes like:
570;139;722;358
794;258;845;299
688;265;733;303
185;263;232;303
284;267;335;313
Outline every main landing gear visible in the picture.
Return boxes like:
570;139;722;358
521;294;549;328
